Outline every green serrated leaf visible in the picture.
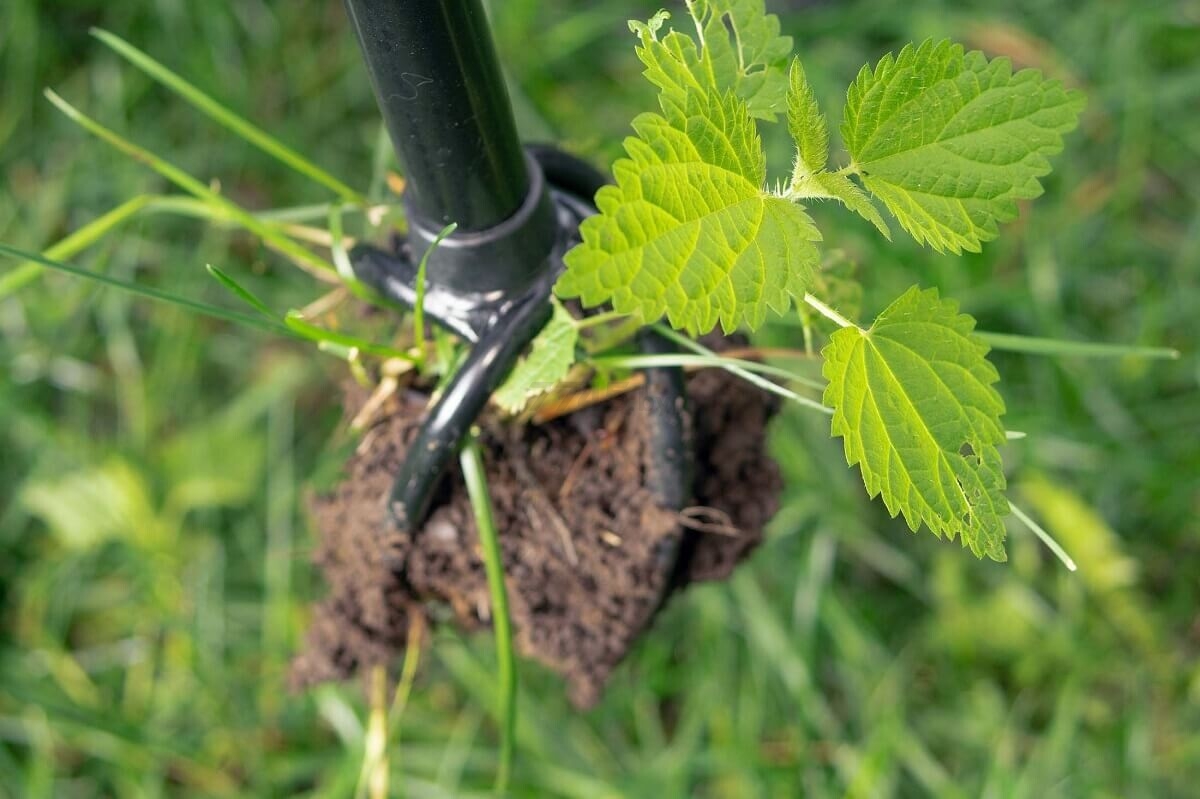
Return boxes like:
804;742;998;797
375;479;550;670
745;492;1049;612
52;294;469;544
628;9;671;41
632;2;792;121
692;0;793;120
557;85;820;335
629;12;700;119
842;39;1085;253
493;301;579;413
786;58;828;177
822;286;1009;560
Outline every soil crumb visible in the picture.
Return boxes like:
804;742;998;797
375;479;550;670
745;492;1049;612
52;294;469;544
291;362;781;708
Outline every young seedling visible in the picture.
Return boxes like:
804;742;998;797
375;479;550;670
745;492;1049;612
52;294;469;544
0;0;1186;788
499;0;1097;564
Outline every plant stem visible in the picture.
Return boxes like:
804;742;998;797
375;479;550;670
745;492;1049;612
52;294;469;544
803;293;860;330
977;331;1180;360
582;315;644;353
388;614;425;736
460;436;516;794
383;614;425;790
650;323;827;388
572;309;627;330
1008;501;1078;572
592;351;831;415
355;665;390;799
532;346;817;424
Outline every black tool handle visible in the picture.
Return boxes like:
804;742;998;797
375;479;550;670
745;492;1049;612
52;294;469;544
345;0;530;232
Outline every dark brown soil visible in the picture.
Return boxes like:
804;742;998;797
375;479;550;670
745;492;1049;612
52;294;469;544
291;359;782;708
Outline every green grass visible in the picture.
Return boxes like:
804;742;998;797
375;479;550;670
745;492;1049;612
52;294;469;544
2;0;1198;796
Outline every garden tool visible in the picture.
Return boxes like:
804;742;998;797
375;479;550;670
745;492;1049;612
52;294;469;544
342;0;689;531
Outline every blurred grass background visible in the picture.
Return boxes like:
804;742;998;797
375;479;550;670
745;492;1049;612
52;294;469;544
2;0;1198;796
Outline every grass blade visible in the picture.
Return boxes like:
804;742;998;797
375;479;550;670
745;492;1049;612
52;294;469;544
1;244;413;359
257;202;392;224
0;195;151;299
356;666;390;799
977;331;1180;360
43;89;337;280
459;436;516;794
1008;500;1078;572
283;311;412;361
205;265;276;319
0;242;286;334
326;203;357;285
414;222;458;365
91;28;365;204
0;196;395;298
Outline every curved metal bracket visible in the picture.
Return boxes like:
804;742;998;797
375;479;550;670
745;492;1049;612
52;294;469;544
349;148;690;535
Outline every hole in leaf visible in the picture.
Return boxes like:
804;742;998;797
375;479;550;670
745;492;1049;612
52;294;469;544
721;12;737;40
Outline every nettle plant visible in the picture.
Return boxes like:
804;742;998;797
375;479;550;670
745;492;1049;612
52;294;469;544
499;0;1085;562
3;0;1100;572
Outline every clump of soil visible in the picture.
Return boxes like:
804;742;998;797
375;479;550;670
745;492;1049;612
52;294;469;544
291;362;781;707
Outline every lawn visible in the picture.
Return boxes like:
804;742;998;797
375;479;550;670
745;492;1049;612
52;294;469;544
1;0;1198;796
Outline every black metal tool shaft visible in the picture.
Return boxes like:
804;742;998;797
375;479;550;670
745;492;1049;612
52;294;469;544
345;0;528;231
342;0;688;542
345;0;557;296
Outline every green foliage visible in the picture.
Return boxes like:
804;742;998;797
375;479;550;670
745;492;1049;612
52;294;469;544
560;1;1090;559
493;301;579;413
684;0;793;120
798;170;891;238
822;287;1008;560
629;1;791;122
842;39;1086;253
2;0;1196;796
797;252;862;334
558;3;819;335
557;85;819;334
786;58;828;177
784;58;890;237
561;7;1083;342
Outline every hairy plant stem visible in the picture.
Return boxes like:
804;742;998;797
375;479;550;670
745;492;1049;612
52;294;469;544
803;292;860;330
